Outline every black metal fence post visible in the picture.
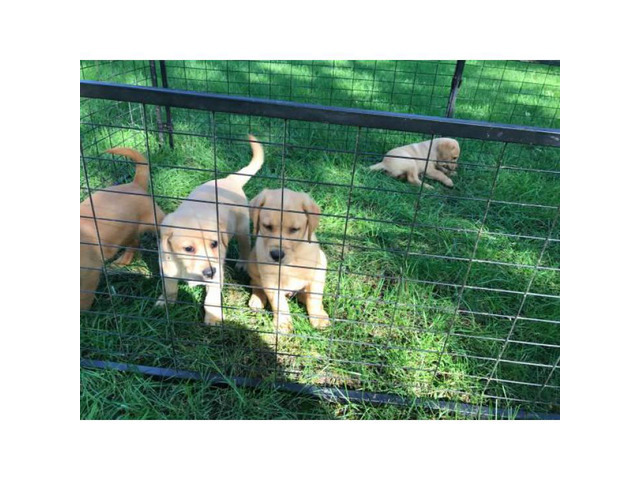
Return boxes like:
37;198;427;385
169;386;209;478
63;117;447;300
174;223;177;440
159;60;175;149
148;61;165;146
446;60;466;118
81;80;560;146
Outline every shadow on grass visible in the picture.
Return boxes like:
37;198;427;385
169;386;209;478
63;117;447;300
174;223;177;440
80;232;344;419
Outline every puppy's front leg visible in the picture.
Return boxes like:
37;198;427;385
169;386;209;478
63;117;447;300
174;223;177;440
155;277;179;308
300;276;330;329
249;286;268;311
425;168;454;188
264;286;292;333
406;170;425;187
407;168;434;189
204;283;224;325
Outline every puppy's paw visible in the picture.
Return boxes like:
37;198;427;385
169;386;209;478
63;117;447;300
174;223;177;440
309;310;331;329
154;297;166;308
204;308;223;325
249;293;265;310
274;314;293;334
421;182;435;190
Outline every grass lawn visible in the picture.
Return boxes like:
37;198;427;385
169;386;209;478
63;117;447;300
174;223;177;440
80;60;560;419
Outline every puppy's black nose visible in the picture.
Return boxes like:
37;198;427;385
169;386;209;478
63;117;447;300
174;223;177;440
202;267;216;279
270;249;285;262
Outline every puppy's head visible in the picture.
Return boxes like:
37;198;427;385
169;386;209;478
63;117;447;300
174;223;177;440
159;212;227;282
435;138;460;174
250;188;320;265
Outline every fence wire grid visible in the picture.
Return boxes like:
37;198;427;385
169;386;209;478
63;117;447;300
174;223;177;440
80;60;560;419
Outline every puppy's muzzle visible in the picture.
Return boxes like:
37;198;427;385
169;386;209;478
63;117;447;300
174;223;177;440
202;267;216;279
269;249;285;262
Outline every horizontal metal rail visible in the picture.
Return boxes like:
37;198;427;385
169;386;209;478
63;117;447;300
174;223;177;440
80;81;560;146
80;360;559;419
81;329;558;392
81;126;561;174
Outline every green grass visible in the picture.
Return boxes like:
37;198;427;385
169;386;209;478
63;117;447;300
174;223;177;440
80;368;525;420
80;60;560;420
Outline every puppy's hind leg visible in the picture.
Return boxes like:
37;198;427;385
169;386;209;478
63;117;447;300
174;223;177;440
407;170;434;189
112;239;139;266
406;164;434;189
235;217;252;273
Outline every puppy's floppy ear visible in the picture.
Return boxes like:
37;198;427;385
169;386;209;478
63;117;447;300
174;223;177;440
301;194;321;242
219;215;233;249
249;190;267;236
435;138;453;170
435;138;447;159
159;226;178;277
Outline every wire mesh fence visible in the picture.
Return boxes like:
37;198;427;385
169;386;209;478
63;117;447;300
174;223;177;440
153;60;559;127
80;61;559;418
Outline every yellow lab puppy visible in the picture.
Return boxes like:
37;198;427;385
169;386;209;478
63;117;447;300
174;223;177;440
155;135;264;324
248;188;329;333
370;137;460;188
80;148;165;310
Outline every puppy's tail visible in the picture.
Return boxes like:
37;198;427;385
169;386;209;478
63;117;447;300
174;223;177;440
105;147;150;190
232;135;264;187
369;161;386;171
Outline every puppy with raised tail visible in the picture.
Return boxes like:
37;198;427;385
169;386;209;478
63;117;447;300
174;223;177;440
370;137;460;188
248;188;329;333
80;148;165;310
155;135;264;325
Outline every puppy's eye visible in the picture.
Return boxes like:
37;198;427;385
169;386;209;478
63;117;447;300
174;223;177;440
289;227;300;234
184;246;194;253
210;241;218;249
263;224;273;232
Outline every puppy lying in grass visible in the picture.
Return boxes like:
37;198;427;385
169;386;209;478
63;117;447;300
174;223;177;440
370;137;460;188
80;148;165;310
155;135;264;325
248;188;329;333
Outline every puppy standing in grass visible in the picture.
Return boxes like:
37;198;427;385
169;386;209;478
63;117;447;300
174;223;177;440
155;135;264;325
80;148;165;310
248;188;329;333
370;137;460;188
